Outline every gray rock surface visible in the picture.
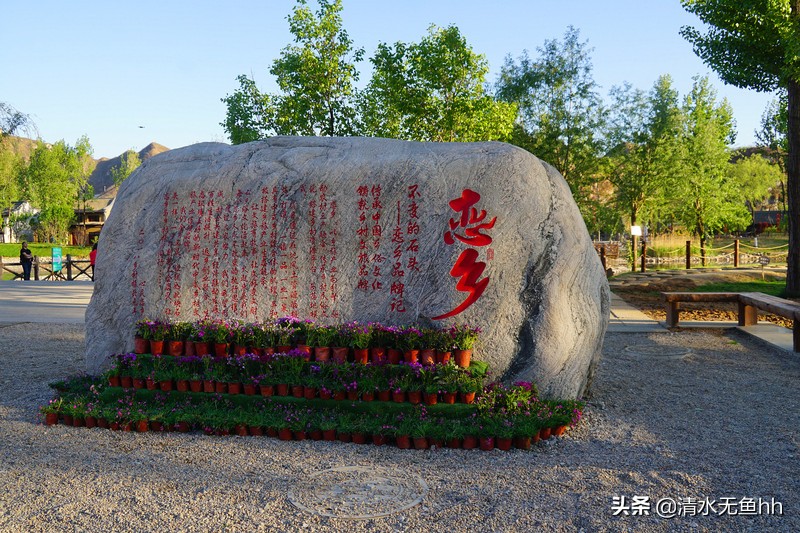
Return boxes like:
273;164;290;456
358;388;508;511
86;137;609;398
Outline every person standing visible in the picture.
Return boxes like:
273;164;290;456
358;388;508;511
89;242;97;281
19;242;33;281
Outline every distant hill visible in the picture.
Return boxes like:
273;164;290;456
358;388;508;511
89;142;170;195
1;135;170;196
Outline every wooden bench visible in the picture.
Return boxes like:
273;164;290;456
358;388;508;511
662;291;800;352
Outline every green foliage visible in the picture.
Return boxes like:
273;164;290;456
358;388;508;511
360;25;516;142
220;75;274;144
111;149;141;188
728;153;785;216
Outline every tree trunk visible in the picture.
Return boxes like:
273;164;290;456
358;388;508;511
786;76;800;295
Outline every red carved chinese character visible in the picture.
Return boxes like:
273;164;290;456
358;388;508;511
444;189;497;246
432;248;489;320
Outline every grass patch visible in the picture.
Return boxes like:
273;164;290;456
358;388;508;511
0;243;91;258
695;280;786;297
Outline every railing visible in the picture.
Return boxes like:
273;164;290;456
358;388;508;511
0;255;93;281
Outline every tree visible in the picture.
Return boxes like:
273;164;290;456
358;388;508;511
495;27;606;214
111;149;141;188
729;153;785;219
673;76;750;244
680;0;800;293
221;0;363;140
360;25;516;142
756;90;789;213
0;102;34;138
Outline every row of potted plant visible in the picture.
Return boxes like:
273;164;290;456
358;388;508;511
134;317;481;368
106;352;487;405
41;383;583;451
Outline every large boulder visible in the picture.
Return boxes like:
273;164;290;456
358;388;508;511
86;137;609;398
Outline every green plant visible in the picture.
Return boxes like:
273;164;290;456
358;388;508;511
39;397;63;415
306;324;336;347
456;370;483;394
345;322;372;349
448;324;481;350
207;321;232;344
397;326;422;351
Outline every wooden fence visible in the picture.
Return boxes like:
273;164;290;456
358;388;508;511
0;255;93;281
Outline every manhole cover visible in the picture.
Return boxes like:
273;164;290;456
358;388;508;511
287;465;428;519
624;344;691;359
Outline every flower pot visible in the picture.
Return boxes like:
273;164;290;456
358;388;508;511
122;422;133;432
189;380;203;393
108;375;121;387
462;435;478;449
396;435;411;449
430;438;444;449
194;341;210;356
291;385;304;398
310;429;323;441
276;345;292;354
407;390;422;405
479;437;495;451
233;344;248;357
214;343;229;358
61;414;73;426
442;391;457;404
249;426;264;437
235;424;249;437
150;340;164;356
531;432;541;444
423;392;438;406
120;376;133;388
184;341;196;357
215;428;231;436
346;390;359;401
403;350;419;364
446;437;462;449
296;345;311;360
419;348;436;366
176;380;189;392
337;431;352;443
436;351;452;365
45;413;59;426
85;416;97;429
294;430;307;441
227;382;241;395
313;346;331;362
333;391;346;401
553;425;569;437
377;390;391;402
413;437;429;450
353;348;369;364
159;380;174;392
278;428;293;441
72;417;85;427
259;384;275;397
203;380;215;393
146;378;157;390
513;436;532;450
387;348;402;365
361;391;375;402
454;349;472;368
132;378;145;389
243;383;257;396
496;437;513;451
370;347;386;364
168;340;184;357
134;336;149;354
97;418;109;429
373;434;387;446
539;427;552;440
392;391;406;403
460;392;476;404
136;420;150;432
109;421;120;431
150;421;164;432
319;389;332;400
249;347;264;357
332;346;349;363
266;427;278;438
322;429;336;441
214;381;227;394
352;432;367;445
276;383;289;396
303;386;317;400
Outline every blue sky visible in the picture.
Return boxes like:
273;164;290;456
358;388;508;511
2;0;777;159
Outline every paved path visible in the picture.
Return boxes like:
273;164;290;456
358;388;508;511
0;280;93;324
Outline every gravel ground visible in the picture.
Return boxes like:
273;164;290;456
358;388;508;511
1;322;798;532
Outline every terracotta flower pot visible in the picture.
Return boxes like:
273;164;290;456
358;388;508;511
346;390;359;401
146;378;157;390
159;380;174;392
203;380;215;393
184;340;196;357
228;382;242;395
442;391;457;404
45;413;59;426
150;340;164;356
496;437;513;451
314;346;331;362
97;418;109;429
85;416;97;429
249;426;264;437
377;390;391;402
387;348;402;365
553;425;569;437
539;427;552;440
214;343;229;358
370;347;386;364
276;345;291;354
260;384;274;397
235;424;249;437
430;438;444;449
133;336;149;354
319;389;332;400
291;385;304;398
132;378;145;389
337;431;352;443
353;348;369;364
454;349;472;368
294;430;307;441
266;427;278;438
276;383;289;396
396;435;411;449
303;386;317;400
479;437;495;451
108;375;121;387
62;414;73;426
136;420;149;432
446;437;462;449
120;376;133;388
72;417;85;427
403;350;419;364
413;437;429;450
168;340;184;356
333;391;346;401
407;390;422;405
214;381;227;394
243;383;257;396
278;428;293;441
332;347;349;363
150;421;164;432
296;345;311;361
352;432;367;444
233;344;248;357
362;391;375;402
373;434;387;446
190;380;203;393
310;429;323;441
513;436;532;450
194;341;210;356
392;391;406;403
419;348;436;366
249;347;264;357
323;429;336;441
423;392;438;406
436;351;452;365
460;391;476;404
462;435;478;449
176;380;189;392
